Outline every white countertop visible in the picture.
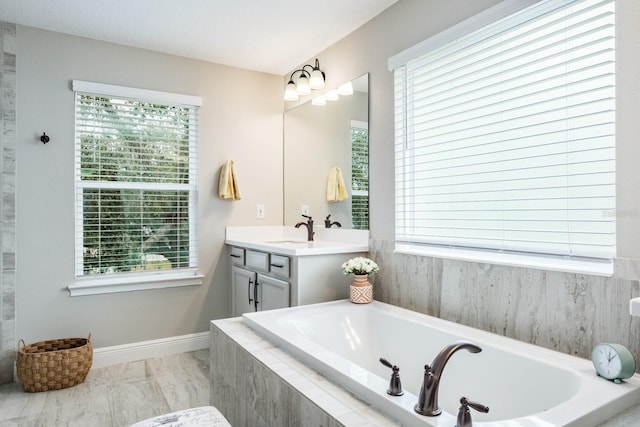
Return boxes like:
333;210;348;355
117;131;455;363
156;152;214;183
225;226;369;256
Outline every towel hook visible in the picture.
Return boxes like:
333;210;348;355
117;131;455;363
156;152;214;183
40;132;50;144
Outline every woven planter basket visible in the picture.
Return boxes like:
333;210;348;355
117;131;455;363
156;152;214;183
16;334;93;392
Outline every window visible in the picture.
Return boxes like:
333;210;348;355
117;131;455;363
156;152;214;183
390;0;615;274
351;120;369;229
70;81;203;295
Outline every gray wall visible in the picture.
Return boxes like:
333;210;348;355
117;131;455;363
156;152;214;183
0;22;16;384
14;26;284;352
297;0;640;362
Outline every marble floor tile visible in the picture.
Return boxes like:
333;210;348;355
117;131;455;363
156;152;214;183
0;350;209;427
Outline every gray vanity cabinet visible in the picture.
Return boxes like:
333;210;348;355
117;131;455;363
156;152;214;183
229;243;367;317
231;247;291;316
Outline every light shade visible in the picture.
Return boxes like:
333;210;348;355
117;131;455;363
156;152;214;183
338;81;353;95
284;81;299;101
309;69;325;90
296;74;311;95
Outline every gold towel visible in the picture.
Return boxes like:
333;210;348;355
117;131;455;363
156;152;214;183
326;166;348;202
219;160;241;200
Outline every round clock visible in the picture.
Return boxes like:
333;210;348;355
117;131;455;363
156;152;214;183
591;343;636;384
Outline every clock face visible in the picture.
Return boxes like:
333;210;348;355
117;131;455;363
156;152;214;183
592;344;623;379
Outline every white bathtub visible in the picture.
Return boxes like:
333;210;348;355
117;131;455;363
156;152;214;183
242;300;640;427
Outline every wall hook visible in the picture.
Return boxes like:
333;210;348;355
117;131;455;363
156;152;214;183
40;132;50;144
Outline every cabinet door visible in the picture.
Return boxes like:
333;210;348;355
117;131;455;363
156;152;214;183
256;274;290;312
232;266;257;316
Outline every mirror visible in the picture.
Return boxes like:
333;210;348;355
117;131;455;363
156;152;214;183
284;74;369;229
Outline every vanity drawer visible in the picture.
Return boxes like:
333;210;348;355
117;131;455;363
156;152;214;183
229;246;245;266
269;254;290;279
245;250;269;272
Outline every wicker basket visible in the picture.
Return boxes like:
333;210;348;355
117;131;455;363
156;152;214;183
16;334;93;392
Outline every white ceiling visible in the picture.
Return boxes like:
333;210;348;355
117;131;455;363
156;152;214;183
0;0;398;75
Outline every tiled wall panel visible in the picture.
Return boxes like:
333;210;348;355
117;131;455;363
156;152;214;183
369;239;640;369
0;21;16;385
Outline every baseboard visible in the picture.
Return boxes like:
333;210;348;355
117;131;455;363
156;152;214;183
92;332;210;369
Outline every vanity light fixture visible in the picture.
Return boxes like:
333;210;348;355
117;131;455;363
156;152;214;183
284;58;326;101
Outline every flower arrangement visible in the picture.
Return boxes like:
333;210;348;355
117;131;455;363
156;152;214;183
341;257;379;276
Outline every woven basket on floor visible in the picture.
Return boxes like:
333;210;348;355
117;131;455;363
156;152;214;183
16;334;93;392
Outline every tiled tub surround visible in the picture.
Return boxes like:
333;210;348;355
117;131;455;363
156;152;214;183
242;300;640;426
369;239;640;369
210;239;640;426
0;21;16;385
210;318;398;427
210;317;640;426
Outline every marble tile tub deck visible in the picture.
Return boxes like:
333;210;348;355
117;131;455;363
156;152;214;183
0;349;210;426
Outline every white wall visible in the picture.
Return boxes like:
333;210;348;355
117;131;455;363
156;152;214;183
16;26;284;347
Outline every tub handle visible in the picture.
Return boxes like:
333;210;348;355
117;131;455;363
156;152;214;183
379;357;404;396
456;396;489;427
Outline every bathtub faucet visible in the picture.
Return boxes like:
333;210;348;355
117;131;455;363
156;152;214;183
414;340;482;417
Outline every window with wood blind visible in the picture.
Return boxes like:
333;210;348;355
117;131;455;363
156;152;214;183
390;0;615;275
351;120;369;230
70;81;203;295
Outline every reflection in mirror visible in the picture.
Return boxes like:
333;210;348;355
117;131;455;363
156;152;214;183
284;74;369;229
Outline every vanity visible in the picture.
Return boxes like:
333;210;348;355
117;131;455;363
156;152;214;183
225;226;369;316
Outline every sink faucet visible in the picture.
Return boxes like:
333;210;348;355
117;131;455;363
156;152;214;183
414;340;482;416
295;214;315;241
324;215;342;228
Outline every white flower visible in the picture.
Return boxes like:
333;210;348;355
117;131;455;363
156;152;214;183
341;257;379;276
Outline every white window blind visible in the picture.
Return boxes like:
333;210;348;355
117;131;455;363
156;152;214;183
351;120;369;230
73;81;200;281
392;0;615;264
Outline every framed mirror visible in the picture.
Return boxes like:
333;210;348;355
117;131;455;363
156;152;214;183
283;74;369;229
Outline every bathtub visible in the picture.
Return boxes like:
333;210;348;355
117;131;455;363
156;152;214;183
242;300;640;427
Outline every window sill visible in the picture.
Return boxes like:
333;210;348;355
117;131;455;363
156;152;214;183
394;243;614;277
67;269;204;296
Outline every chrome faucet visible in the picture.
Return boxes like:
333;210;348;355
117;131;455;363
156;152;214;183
324;214;342;228
414;340;482;416
295;214;315;241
